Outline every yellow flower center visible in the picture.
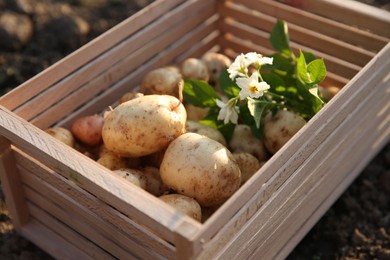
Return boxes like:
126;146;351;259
249;85;258;92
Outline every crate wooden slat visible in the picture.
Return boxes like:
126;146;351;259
0;0;389;259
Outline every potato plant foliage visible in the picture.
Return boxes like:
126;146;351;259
183;20;327;142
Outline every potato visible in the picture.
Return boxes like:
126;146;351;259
160;133;241;207
263;110;306;154
71;114;104;146
159;194;202;222
318;86;340;102
45;127;75;147
102;94;187;157
140;67;183;98
97;152;129;170
184;103;209;121
201;52;232;87
232;152;261;185
139;166;169;196
229;124;268;162
119;91;144;104
185;120;226;146
112;168;147;189
180;58;209;82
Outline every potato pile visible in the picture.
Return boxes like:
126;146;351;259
45;52;308;222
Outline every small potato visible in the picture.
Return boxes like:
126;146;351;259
97;152;129;170
112;168;147;189
263;110;306;154
71;114;104;146
45;127;75;147
160;133;241;207
232;152;261;185
318;86;340;102
140;67;183;98
185;120;226;146
102;94;187;157
229;124;268;162
184;103;209;121
180;58;209;82
159;194;202;222
139;166;169;196
201;52;232;87
119;91;144;104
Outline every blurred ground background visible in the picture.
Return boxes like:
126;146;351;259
0;0;389;259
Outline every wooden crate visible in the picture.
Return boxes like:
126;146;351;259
0;0;389;259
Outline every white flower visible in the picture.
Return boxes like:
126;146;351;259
227;53;251;80
216;98;239;124
236;72;270;100
245;52;273;68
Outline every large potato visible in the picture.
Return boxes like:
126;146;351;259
160;133;241;207
102;94;187;157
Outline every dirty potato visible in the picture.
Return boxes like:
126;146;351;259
102;94;187;157
160;133;241;207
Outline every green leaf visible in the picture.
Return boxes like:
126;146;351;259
183;80;219;108
219;69;240;98
270;20;292;57
302;51;317;63
307;59;326;86
247;98;267;129
296;51;326;87
296;51;311;85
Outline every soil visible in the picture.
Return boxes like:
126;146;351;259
0;0;389;259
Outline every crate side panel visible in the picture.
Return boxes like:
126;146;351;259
233;0;389;52
26;201;116;259
19;219;94;259
13;149;177;259
0;0;187;111
18;165;173;259
283;0;390;38
24;187;130;259
219;1;376;67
